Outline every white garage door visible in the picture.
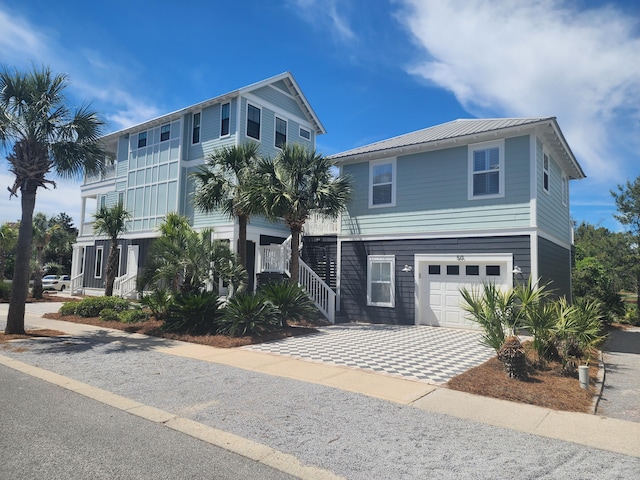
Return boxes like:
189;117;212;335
417;257;510;330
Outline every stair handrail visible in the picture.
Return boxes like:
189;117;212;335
298;258;335;324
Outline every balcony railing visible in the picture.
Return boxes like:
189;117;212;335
83;165;116;185
303;213;339;236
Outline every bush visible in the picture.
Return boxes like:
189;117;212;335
163;291;221;334
59;302;78;316
74;297;131;317
0;281;10;301
258;282;319;326
218;294;281;337
120;308;149;324
99;308;121;322
140;289;172;320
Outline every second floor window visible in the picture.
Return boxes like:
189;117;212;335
221;103;230;136
369;159;396;207
275;117;287;148
543;153;550;193
160;124;171;142
469;141;503;198
137;132;147;148
247;104;260;140
299;127;311;140
192;112;201;144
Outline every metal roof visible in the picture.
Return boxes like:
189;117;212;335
330;117;585;180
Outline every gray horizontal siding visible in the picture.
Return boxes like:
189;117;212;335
538;236;572;299
339;235;531;325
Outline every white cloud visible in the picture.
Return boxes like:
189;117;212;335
396;0;640;184
289;0;356;42
0;7;52;65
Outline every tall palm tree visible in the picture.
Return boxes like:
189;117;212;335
249;143;351;283
31;213;61;299
192;142;261;270
93;203;130;296
1;66;105;334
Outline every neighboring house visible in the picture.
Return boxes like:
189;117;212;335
302;117;586;329
70;72;325;297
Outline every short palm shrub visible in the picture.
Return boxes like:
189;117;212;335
163;290;221;334
218;293;281;337
140;289;172;320
554;297;606;366
74;296;131;317
258;282;319;326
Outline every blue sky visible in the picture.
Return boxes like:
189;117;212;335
1;0;639;231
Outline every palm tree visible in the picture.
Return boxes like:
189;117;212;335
249;143;351;283
191;142;261;270
31;213;61;299
93;203;130;296
1;66;105;334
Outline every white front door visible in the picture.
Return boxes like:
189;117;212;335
126;245;139;276
417;254;512;329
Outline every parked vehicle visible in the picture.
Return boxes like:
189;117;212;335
42;275;70;291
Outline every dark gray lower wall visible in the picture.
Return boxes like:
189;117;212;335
538;236;572;300
83;238;154;289
339;236;532;325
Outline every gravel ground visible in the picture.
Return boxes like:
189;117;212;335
2;316;639;480
599;327;640;423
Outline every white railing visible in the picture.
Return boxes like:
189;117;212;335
259;236;291;276
298;258;336;324
71;273;84;295
80;222;95;237
114;272;138;299
303;213;340;236
84;164;116;185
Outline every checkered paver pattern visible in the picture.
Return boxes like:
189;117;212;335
244;324;495;385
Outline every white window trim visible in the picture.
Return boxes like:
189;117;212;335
543;152;550;194
94;246;103;278
246;102;261;142
468;139;505;200
275;115;287;149
369;158;397;208
367;255;395;308
220;102;231;138
299;126;311;140
192;111;201;145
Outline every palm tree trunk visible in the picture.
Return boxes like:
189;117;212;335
289;225;302;284
5;187;37;334
32;247;44;299
238;215;248;270
104;238;119;296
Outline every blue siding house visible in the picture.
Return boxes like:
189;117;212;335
71;72;325;296
303;117;586;328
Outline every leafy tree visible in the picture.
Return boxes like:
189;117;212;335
140;213;246;295
192;142;261;271
31;212;61;299
44;212;78;272
93;203;130;296
248;144;351;283
611;176;640;321
572;256;624;324
0;222;18;281
1;66;105;334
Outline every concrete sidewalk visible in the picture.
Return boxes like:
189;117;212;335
3;305;639;460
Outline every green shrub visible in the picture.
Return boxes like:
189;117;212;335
622;303;640;326
0;281;10;301
258;282;319;326
59;302;78;316
120;308;149;324
140;289;172;320
99;308;121;322
74;297;131;317
218;294;280;337
163;291;221;334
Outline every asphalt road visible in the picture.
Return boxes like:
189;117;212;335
0;364;297;480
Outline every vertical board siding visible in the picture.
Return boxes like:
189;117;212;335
84;238;155;289
302;235;338;289
339;236;531;325
538;236;572;299
342;136;532;235
536;137;572;243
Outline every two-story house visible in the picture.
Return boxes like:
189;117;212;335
302;117;586;328
70;72;325;297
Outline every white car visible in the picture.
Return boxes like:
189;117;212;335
42;275;71;291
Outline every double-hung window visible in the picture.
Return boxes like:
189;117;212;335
220;102;230;136
367;255;395;307
160;124;170;142
543;153;550;193
275;116;287;148
469;140;504;199
246;104;261;140
137;131;147;149
192;112;201;144
369;158;396;207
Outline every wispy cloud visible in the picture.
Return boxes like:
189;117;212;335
289;0;356;42
395;0;640;184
